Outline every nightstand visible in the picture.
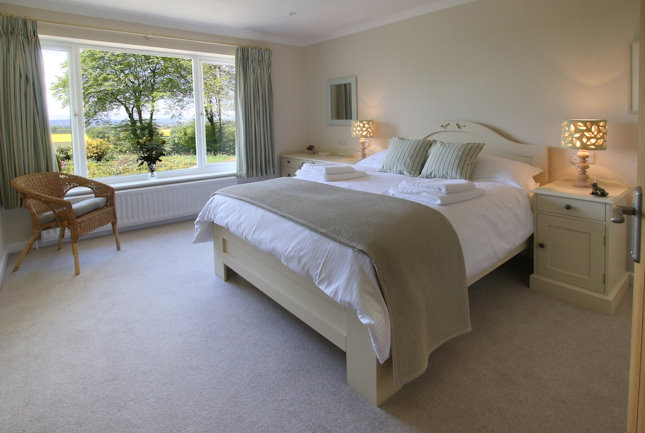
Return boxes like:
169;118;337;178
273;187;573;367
529;178;631;314
280;153;360;177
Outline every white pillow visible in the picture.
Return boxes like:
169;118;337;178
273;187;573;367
354;149;389;171
470;154;542;192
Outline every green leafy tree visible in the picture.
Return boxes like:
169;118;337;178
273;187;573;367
202;64;235;152
166;121;196;154
51;50;193;143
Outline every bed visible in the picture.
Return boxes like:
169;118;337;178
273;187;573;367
194;121;548;405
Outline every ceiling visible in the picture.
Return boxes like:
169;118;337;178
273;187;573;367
5;0;475;46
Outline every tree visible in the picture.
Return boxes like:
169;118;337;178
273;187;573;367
202;64;234;152
51;50;193;143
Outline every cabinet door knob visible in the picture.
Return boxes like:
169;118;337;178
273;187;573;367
564;204;572;210
538;242;545;248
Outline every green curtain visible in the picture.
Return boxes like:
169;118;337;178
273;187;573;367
235;46;276;178
0;14;55;209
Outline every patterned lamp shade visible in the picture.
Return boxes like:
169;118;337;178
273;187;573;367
561;119;607;151
561;119;607;187
351;120;375;139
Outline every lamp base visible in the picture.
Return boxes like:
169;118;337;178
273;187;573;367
572;178;592;188
573;150;591;188
360;138;367;160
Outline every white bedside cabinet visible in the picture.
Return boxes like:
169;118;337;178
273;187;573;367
529;178;631;314
280;153;360;177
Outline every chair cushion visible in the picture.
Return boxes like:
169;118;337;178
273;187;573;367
38;197;108;224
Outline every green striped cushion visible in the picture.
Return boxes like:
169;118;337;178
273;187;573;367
378;137;435;176
420;142;485;179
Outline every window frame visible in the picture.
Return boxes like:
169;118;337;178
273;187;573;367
40;35;236;185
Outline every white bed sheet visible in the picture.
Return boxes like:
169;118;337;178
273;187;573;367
194;170;533;363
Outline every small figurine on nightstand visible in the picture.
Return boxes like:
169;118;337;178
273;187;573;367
591;179;609;197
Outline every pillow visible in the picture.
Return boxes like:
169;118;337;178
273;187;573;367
354;149;389;171
470;154;543;192
378;137;435;176
37;197;107;224
419;141;485;179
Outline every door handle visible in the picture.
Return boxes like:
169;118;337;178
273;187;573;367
611;186;642;263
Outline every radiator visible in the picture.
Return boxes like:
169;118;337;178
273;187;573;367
41;176;236;242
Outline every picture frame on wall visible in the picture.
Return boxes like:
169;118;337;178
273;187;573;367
632;41;639;113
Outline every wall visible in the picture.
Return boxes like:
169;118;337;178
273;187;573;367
301;0;639;185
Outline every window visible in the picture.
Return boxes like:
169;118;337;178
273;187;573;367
42;38;236;183
43;48;73;174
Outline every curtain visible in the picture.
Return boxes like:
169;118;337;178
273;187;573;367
0;14;55;209
235;46;276;178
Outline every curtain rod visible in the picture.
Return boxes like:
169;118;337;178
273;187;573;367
36;19;239;49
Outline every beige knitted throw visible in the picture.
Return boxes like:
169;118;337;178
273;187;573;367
217;178;471;385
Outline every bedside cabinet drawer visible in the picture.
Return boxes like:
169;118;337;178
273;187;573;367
280;157;305;177
281;167;298;177
535;195;605;221
281;157;304;169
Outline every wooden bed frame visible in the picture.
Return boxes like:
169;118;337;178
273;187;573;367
211;121;548;406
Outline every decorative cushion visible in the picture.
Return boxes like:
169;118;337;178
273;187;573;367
378;137;435;176
419;141;485;179
38;197;107;224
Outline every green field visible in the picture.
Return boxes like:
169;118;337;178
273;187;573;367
52;133;72;143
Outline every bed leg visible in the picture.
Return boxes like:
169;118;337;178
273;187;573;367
346;312;402;406
212;224;229;281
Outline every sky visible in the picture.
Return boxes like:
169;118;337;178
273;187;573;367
42;49;70;121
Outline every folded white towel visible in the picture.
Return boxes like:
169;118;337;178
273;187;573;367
300;163;356;175
398;179;475;194
296;169;367;181
389;187;485;205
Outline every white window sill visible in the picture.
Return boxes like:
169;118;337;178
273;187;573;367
108;171;235;192
66;164;236;197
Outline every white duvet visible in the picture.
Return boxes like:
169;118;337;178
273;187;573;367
194;170;533;363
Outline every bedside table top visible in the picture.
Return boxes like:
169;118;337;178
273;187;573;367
533;177;629;204
282;153;360;165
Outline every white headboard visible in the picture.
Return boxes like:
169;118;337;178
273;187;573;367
422;120;548;179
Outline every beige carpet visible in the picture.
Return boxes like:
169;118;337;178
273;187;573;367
0;220;632;433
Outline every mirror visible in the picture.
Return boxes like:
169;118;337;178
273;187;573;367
327;77;357;125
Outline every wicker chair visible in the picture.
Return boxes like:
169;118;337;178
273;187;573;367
11;172;121;275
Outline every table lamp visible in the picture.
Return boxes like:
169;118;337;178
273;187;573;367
351;120;375;159
561;119;607;187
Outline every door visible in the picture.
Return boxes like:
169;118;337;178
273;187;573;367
537;214;606;292
627;1;645;430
